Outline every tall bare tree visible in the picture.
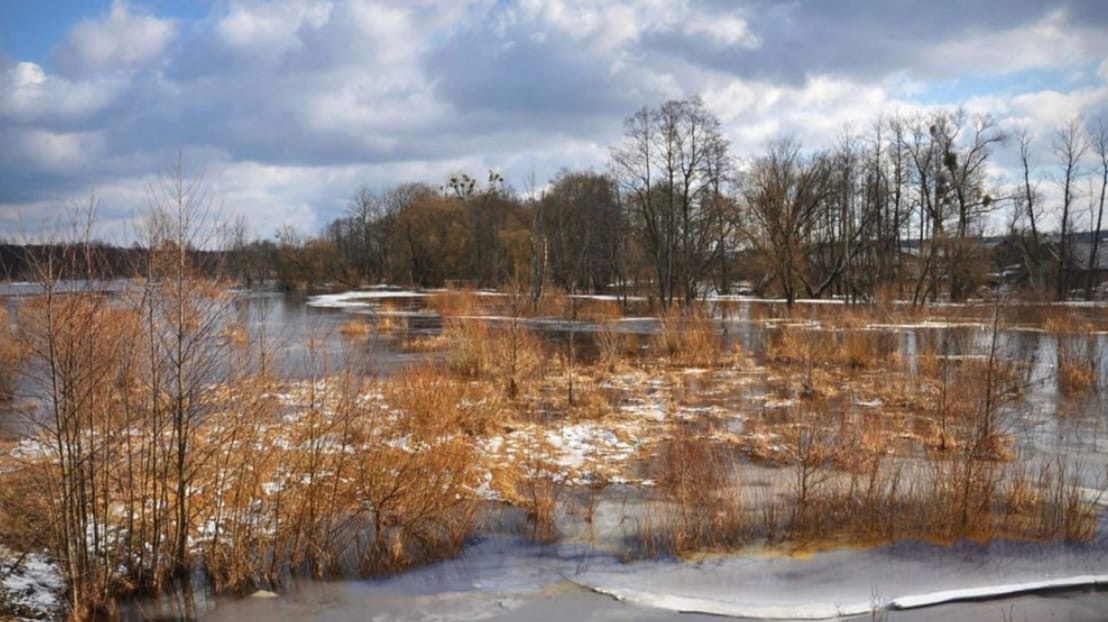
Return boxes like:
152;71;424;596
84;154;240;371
739;138;833;309
1086;117;1107;299
138;158;232;586
1054;118;1087;300
611;97;729;308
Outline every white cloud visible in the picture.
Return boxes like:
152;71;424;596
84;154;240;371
3;128;106;172
51;0;176;76
684;15;759;49
215;0;330;62
3;0;1108;240
0;62;125;124
923;8;1108;78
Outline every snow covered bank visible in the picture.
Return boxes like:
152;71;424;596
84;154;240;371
891;574;1108;609
306;289;428;308
0;548;63;621
572;541;1108;620
580;583;873;619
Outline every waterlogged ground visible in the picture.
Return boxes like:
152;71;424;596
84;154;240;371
196;534;1108;621
4;284;1108;620
166;290;1108;621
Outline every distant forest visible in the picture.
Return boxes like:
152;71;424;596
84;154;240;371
4;98;1107;306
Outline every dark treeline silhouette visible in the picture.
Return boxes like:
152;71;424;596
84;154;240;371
0;243;228;282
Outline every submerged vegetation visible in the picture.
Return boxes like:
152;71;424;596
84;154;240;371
1;109;1107;618
1;275;1105;619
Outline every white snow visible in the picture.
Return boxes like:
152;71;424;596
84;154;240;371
891;574;1108;609
582;583;873;619
571;541;1108;620
544;424;635;470
0;548;64;620
305;290;427;308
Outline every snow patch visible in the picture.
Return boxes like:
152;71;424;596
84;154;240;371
306;290;427;308
580;583;873;619
891;574;1108;609
1;548;64;620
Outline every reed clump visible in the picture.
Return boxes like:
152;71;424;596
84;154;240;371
441;318;543;394
428;288;482;318
650;311;724;367
516;430;570;544
339;316;371;338
595;322;639;373
1056;334;1097;395
0;306;21;401
1039;306;1098;335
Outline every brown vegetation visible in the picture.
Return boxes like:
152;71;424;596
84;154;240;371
0;306;20;401
2;277;1105;618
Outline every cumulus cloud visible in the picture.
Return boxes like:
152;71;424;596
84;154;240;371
50;0;176;76
0;0;1106;239
0;61;125;127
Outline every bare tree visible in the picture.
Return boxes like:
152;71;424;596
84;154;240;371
739;138;833;309
1086;117;1107;300
1017;128;1042;243
138;157;232;586
1053;118;1087;300
611;97;729;308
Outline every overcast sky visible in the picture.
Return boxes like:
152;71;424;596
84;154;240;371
2;0;1107;242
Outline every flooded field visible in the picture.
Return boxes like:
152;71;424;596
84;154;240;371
2;283;1108;620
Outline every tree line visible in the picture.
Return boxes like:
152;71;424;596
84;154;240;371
5;98;1107;307
272;98;1103;307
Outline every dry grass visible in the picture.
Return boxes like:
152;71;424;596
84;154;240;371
339;316;371;338
401;333;450;353
595;322;639;373
0;306;21;401
1057;335;1097;395
384;367;506;437
636;428;749;557
575;297;624;322
1037;307;1098;334
0;315;493;612
638;439;1097;556
4;283;1106;612
650;311;724;367
441;318;544;395
428;288;483;318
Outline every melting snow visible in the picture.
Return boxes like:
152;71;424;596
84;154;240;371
1;548;64;620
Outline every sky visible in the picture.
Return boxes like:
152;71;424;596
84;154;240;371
1;0;1107;243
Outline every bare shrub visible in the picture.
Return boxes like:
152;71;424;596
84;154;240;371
0;306;21;401
1056;334;1097;395
339;316;371;339
638;427;748;557
595;322;638;373
650;311;723;367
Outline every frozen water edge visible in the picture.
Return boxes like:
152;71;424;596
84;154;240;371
577;583;873;619
305;290;428;308
890;574;1108;609
570;540;1108;620
202;536;1108;620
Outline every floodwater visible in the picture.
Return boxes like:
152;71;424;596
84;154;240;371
3;283;1108;620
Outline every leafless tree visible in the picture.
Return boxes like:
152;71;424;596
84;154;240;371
1053;118;1087;300
611;97;730;308
1086;117;1107;300
739;138;833;309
